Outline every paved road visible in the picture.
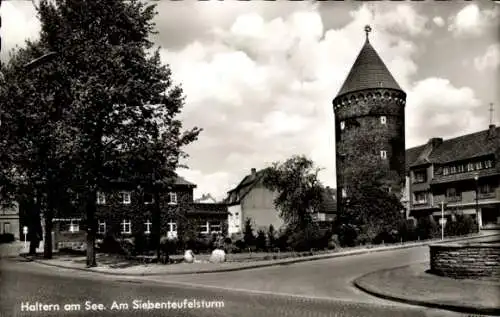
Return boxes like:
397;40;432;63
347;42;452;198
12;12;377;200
0;260;475;317
140;233;500;303
2;233;498;317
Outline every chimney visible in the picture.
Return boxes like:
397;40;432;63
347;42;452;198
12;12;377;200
251;168;257;175
428;137;443;149
488;124;496;139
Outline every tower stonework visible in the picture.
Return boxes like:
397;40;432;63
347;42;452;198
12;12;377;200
333;26;406;209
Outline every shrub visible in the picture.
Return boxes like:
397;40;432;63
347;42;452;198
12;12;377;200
416;216;439;240
160;238;180;255
0;233;15;244
234;239;246;251
275;231;290;251
99;235;126;255
133;232;148;255
286;225;323;252
256;230;267;252
337;224;358;247
243;218;256;247
445;214;478;236
398;219;418;242
267;225;277;249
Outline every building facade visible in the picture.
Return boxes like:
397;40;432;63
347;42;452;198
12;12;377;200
333;26;406;214
225;168;336;235
0;202;20;239
406;125;500;229
49;175;228;250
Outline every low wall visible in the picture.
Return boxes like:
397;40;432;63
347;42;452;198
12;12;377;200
429;243;500;280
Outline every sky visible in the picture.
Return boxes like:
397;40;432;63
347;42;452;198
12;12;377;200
1;0;500;201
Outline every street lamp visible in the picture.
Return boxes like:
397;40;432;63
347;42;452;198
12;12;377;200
474;173;480;232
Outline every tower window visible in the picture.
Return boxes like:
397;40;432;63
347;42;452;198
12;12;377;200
380;116;386;124
340;121;345;130
380;150;387;159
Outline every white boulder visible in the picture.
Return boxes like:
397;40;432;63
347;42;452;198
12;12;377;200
184;250;195;263
209;249;226;263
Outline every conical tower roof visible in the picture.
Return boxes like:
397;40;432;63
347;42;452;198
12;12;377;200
335;26;403;98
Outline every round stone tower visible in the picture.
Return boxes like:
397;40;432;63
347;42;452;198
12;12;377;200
333;26;406;206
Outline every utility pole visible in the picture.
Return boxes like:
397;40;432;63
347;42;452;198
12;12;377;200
441;201;445;240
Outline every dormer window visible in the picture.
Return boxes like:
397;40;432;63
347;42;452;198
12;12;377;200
340;121;345;130
485;160;493;168
380;116;386;125
443;167;449;176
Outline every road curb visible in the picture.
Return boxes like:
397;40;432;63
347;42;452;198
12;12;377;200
30;233;500;276
353;266;500;316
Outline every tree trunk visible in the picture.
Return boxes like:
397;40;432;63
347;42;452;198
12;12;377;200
153;190;164;263
43;209;53;259
86;189;97;267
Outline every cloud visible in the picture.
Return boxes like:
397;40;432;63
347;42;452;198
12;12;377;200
0;2;41;61
433;16;445;27
406;78;485;147
448;4;499;37
474;44;500;71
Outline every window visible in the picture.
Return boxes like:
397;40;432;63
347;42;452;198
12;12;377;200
144;193;154;204
380;150;387;159
121;192;131;204
98;221;106;234
485;160;493;169
475;162;483;170
200;221;209;234
235;212;239;217
450;166;456;174
480;184;493;194
144;220;152;234
341;188;347;198
446;188;458;198
443;167;449;176
467;163;474;172
380;116;387;124
168;192;177;205
167;219;177;232
457;165;465;173
68;219;79;233
2;222;10;234
121;220;131;234
210;221;221;233
340;121;345;130
414;192;427;204
387;186;392;193
414;171;426;183
97;192;106;205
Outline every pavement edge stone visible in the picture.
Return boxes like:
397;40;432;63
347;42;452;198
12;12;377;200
29;232;500;276
352;265;500;316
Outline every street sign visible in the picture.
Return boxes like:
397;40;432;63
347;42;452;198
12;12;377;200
439;218;447;225
23;226;28;235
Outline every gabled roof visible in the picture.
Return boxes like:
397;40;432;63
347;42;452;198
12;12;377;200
336;36;403;99
224;169;267;205
405;126;499;169
189;203;229;215
427;127;499;164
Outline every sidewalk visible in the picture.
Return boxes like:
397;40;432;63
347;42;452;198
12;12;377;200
353;263;500;315
26;232;500;276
